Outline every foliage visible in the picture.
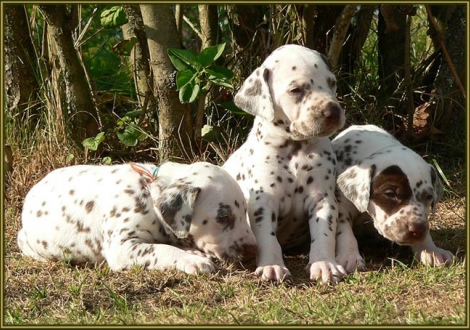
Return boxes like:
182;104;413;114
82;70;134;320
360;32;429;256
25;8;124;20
168;43;234;103
100;6;127;28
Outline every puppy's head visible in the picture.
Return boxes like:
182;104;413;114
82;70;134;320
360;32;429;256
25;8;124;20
153;162;256;262
337;147;442;245
234;44;345;140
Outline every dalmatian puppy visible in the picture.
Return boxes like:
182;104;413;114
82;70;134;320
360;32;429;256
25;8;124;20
223;44;347;283
18;161;257;275
332;124;455;272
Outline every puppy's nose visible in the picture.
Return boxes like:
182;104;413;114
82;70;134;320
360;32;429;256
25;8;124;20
408;222;428;240
321;102;342;123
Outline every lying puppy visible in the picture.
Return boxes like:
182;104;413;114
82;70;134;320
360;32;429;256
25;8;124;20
18;161;256;274
332;125;454;272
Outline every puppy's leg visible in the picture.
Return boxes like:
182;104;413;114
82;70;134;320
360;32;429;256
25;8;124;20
306;193;348;284
335;195;366;273
103;229;216;274
250;197;291;282
411;233;454;266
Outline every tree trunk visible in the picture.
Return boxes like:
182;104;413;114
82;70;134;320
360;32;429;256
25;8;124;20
430;5;466;140
299;5;315;49
4;4;40;125
339;5;374;90
378;5;407;98
194;5;219;141
328;4;357;70
198;5;219;49
140;4;193;163
122;5;154;110
38;5;99;140
311;6;344;54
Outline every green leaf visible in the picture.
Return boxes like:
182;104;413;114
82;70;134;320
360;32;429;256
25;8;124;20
101;156;112;165
112;37;137;56
116;124;146;147
82;132;105;151
124;109;142;119
199;43;226;67
201;124;221;142
66;154;75;163
205;66;234;89
219;101;252;116
100;6;128;28
179;83;200;103
207;65;234;79
176;70;196;90
167;48;200;71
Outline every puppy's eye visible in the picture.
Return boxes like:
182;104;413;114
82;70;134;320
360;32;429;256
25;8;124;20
329;80;336;89
384;189;397;199
289;87;303;94
217;214;229;223
425;193;434;202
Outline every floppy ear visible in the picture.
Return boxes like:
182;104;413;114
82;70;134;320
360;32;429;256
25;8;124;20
429;164;443;213
153;183;201;238
337;163;376;213
234;66;274;121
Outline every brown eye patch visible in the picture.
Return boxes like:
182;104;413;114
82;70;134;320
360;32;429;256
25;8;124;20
370;165;412;216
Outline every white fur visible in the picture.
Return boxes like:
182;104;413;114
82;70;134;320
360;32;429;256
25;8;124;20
223;44;346;283
18;162;256;275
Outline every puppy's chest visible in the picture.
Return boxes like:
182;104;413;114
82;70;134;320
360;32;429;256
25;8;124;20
275;142;335;213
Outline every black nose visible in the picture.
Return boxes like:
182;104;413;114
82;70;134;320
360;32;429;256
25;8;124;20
321;102;342;123
408;222;428;240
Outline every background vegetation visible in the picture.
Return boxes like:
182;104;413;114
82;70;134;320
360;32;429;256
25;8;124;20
3;4;467;326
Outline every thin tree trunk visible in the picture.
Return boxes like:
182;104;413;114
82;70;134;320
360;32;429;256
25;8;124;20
378;5;407;98
122;5;154;110
38;5;99;140
300;5;315;49
194;5;219;141
340;5;374;90
328;4;357;70
430;5;466;139
140;4;193;162
4;4;40;125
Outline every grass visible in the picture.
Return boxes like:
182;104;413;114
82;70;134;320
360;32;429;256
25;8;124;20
3;134;467;325
3;253;466;325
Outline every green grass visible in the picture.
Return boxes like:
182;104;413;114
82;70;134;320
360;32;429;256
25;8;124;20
4;253;466;325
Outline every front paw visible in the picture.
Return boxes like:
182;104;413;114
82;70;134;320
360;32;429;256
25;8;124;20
307;260;347;284
416;247;455;266
255;265;292;283
336;253;366;273
178;254;216;275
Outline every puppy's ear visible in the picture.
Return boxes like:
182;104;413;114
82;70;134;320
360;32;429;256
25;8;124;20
234;67;274;121
337;163;375;213
153;183;201;238
429;164;443;213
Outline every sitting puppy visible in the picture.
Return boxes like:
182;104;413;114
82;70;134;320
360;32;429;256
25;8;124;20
18;161;256;275
223;44;346;283
332;125;454;272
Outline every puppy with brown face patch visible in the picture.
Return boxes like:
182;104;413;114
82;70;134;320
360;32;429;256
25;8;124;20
332;125;454;272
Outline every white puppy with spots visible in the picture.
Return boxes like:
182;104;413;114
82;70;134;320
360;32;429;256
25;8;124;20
332;124;454;272
223;44;347;283
18;162;256;274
